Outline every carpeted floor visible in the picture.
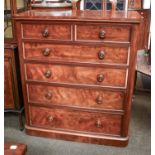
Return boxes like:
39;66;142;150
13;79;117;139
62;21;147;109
4;91;151;155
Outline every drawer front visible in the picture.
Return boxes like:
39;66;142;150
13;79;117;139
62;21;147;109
27;84;124;110
23;43;129;65
26;64;127;88
76;24;130;42
22;24;71;40
30;106;122;135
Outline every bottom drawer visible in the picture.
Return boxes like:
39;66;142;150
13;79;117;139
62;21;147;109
30;106;122;136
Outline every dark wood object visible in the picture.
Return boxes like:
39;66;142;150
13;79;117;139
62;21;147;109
4;143;27;155
14;10;142;147
4;43;24;130
138;9;151;50
128;0;142;10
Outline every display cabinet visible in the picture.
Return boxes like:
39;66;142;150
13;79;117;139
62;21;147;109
4;0;28;130
4;0;27;43
4;44;24;130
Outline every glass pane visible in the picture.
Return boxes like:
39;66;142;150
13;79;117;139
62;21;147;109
4;0;13;39
84;0;102;10
106;0;126;10
16;0;27;12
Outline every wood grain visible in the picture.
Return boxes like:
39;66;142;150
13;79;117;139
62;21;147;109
26;125;129;147
14;10;142;146
27;84;125;110
76;24;130;42
26;63;127;87
4;52;15;109
23;43;129;65
30;106;122;135
22;23;71;40
128;0;142;9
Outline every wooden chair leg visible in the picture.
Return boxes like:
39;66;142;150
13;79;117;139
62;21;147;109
18;113;24;131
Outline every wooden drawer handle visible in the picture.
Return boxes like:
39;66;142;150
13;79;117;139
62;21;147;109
48;116;54;122
44;70;52;78
97;74;104;82
98;51;105;60
45;92;52;100
99;31;106;39
42;28;49;38
96;120;102;128
130;0;134;6
96;96;103;104
42;48;50;56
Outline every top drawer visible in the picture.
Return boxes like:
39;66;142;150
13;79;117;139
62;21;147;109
75;24;131;42
21;23;72;40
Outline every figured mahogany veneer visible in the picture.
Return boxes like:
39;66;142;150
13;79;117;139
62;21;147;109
27;84;124;110
22;23;71;40
76;24;131;42
30;106;122;136
14;10;142;147
26;63;127;88
23;43;129;65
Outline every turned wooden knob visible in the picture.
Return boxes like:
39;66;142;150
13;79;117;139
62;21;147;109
99;31;106;39
42;28;49;37
44;70;52;78
98;51;105;60
42;48;50;56
48;116;54;122
97;74;104;82
96;96;103;104
96;120;102;128
45;92;52;100
130;0;134;6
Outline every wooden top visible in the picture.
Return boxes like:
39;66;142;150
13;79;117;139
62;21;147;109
4;143;27;155
13;10;142;23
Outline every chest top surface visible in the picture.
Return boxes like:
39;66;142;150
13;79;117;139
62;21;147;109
14;10;142;23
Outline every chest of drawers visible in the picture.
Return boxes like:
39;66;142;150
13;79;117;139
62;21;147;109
14;10;142;147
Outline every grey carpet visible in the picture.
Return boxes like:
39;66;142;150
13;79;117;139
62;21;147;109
4;91;151;155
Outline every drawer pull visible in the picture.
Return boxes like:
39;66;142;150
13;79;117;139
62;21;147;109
130;0;134;6
45;92;52;100
97;74;104;82
96;96;103;104
48;116;54;122
44;70;52;78
43;48;50;56
99;31;106;39
96;120;102;128
42;28;49;38
98;51;105;60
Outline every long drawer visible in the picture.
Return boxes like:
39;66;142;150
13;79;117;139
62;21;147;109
21;23;71;40
27;84;125;110
75;24;131;42
23;43;129;65
25;63;127;88
30;106;122;135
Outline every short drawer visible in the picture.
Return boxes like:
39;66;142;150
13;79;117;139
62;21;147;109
25;64;127;88
22;23;71;40
27;84;125;110
76;24;131;42
30;106;122;135
23;43;129;65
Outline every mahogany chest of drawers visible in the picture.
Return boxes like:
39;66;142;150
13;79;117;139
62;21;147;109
14;10;142;147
